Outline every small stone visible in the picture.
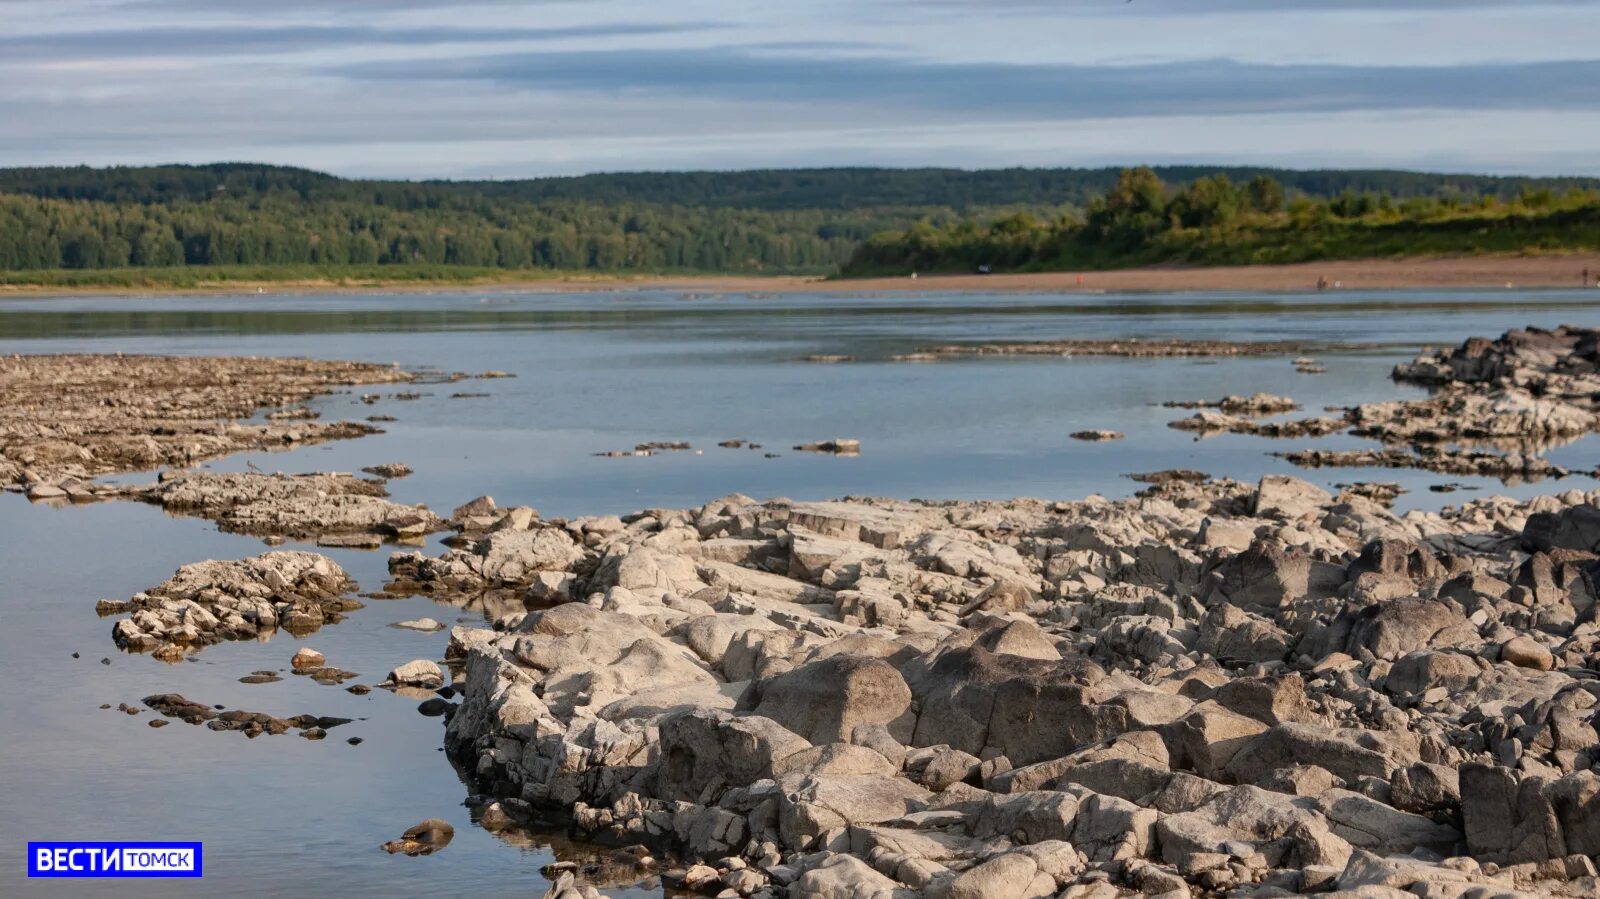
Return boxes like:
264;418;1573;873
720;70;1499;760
291;647;326;671
680;864;720;891
392;617;445;632
417;697;453;717
388;659;443;687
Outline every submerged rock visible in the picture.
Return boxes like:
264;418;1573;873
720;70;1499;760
380;819;454;856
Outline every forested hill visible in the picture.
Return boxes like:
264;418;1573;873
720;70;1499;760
2;162;1599;279
4;163;1598;210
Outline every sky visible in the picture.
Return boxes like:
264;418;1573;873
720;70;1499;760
2;0;1599;179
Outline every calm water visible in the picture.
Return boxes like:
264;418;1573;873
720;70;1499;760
0;287;1596;897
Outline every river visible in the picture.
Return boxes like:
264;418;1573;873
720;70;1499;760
0;286;1595;896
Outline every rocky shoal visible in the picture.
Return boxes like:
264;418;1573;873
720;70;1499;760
1163;326;1600;485
35;331;1600;897
359;474;1600;898
0;353;416;494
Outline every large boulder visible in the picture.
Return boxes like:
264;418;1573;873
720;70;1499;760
1254;475;1333;520
777;774;932;848
1461;765;1600;864
1314;789;1461;856
655;709;810;804
741;655;913;745
790;853;915;899
943;852;1055;899
1523;504;1600;553
1158;785;1353;870
1225;723;1420;785
905;646;1111;766
1340;598;1479;662
1203;540;1312;617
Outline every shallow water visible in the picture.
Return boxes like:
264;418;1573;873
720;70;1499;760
0;287;1595;896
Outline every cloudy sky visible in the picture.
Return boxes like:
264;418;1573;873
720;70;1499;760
3;0;1599;178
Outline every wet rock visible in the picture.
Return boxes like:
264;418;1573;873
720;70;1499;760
793;439;861;455
1164;393;1300;415
142;693;339;738
291;647;326;670
380;819;454;856
388;659;444;688
361;463;413;479
417;697;454;717
392;617;445;632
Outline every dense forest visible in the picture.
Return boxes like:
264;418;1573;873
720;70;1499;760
842;168;1600;276
1;163;1598;279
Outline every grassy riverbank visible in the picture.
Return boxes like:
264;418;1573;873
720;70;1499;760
842;168;1600;277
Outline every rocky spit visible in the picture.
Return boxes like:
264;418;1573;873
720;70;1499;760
1284;326;1600;484
903;339;1346;359
100;551;360;661
372;472;1600;899
135;470;444;541
0;353;414;495
9;331;1600;897
1148;326;1600;485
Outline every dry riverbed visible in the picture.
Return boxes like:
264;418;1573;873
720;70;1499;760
6;332;1600;898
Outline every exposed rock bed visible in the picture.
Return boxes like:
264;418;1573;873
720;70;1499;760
794;439;861;455
0;353;411;493
1169;411;1345;439
1279;447;1574;484
903;339;1344;359
142;693;352;739
1163;393;1301;415
103;551;358;659
134;470;444;540
389;479;1600;897
1279;326;1600;482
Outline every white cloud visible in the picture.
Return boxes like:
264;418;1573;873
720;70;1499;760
1;0;1597;176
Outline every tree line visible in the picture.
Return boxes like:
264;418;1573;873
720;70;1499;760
842;168;1600;275
4;163;1595;210
2;163;1598;276
0;192;968;273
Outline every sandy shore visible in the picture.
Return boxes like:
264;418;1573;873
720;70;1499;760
828;253;1600;293
5;253;1600;297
